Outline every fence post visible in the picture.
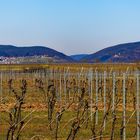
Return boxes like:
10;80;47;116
64;68;66;103
104;71;107;129
136;72;140;140
0;71;2;102
112;72;116;111
95;70;98;125
59;73;62;103
90;69;93;122
123;73;126;140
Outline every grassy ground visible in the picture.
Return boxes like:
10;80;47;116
0;110;137;140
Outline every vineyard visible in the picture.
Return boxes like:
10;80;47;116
0;64;140;140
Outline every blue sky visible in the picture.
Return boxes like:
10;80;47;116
0;0;140;55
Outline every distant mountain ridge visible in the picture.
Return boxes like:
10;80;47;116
81;41;140;63
0;41;140;63
70;54;88;61
0;45;74;62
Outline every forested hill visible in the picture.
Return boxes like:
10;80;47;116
81;41;140;63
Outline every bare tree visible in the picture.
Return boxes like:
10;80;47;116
6;79;27;140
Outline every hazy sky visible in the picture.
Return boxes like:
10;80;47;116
0;0;140;55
